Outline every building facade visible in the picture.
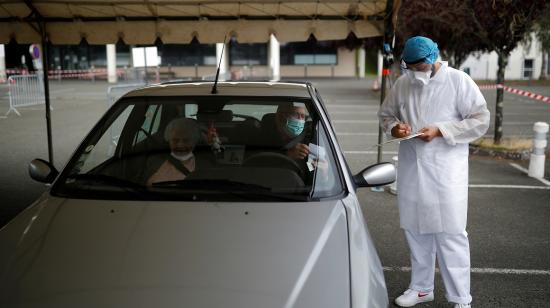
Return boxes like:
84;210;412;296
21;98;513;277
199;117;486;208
1;36;367;80
459;34;549;81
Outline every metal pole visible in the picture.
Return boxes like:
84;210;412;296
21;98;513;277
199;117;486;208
377;69;387;163
377;0;395;164
41;25;54;165
143;47;148;85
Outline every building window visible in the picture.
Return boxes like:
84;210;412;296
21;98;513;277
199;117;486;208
229;38;267;66
523;59;534;79
45;44;113;70
280;37;338;65
161;42;216;66
116;44;131;68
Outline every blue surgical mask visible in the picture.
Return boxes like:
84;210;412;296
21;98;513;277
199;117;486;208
286;118;305;137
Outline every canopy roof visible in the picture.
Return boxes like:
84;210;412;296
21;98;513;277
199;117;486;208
0;0;398;44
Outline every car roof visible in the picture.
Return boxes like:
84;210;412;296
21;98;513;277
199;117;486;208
123;81;313;99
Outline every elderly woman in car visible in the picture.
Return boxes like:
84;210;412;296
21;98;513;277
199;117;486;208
146;117;201;186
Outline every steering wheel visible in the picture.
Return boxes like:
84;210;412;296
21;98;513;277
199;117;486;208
243;152;303;177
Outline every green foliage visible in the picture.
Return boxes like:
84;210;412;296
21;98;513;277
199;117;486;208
396;0;548;67
534;6;550;51
397;0;484;67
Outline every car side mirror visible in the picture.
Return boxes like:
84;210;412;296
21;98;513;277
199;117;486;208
353;162;396;188
29;159;59;184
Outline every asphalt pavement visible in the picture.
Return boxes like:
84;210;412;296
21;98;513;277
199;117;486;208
0;77;549;307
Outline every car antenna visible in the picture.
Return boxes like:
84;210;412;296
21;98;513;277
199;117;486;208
211;35;227;94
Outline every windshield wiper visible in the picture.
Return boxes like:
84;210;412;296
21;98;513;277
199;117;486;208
66;173;148;195
152;179;309;201
152;179;267;189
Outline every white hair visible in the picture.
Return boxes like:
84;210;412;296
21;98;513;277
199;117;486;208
164;117;200;144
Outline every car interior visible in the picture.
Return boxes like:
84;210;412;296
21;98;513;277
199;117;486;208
85;97;317;193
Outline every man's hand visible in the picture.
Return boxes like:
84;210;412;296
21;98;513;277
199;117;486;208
418;127;442;142
287;143;310;160
391;123;412;138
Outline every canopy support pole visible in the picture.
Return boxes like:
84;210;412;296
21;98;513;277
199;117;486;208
41;22;54;165
24;0;54;165
377;0;395;164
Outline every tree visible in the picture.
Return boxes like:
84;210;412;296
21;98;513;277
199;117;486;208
534;6;550;80
396;0;487;68
468;0;548;144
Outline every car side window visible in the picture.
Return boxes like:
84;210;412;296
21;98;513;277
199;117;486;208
311;122;343;198
77;105;135;173
134;104;162;145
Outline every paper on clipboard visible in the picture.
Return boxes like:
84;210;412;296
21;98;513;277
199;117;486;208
373;132;424;147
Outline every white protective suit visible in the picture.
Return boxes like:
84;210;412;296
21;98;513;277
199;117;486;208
378;62;490;234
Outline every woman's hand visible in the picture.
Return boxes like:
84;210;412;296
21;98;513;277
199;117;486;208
418;127;442;142
391;123;412;138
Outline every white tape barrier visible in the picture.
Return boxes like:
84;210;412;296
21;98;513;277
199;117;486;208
478;84;550;103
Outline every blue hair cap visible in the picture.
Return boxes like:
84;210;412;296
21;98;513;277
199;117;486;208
402;36;439;64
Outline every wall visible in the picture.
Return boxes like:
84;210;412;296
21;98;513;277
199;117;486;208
143;46;360;79
459;33;545;81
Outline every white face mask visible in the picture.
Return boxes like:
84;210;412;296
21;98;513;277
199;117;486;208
406;68;432;85
171;151;194;161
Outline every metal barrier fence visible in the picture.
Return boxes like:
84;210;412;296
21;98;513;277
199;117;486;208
5;74;49;116
201;71;232;81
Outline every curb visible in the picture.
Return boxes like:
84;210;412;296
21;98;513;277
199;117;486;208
469;144;531;160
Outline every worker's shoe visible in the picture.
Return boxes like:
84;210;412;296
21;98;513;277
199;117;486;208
394;289;434;307
454;304;471;308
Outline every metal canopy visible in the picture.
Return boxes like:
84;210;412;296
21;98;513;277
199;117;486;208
0;0;398;166
0;0;395;44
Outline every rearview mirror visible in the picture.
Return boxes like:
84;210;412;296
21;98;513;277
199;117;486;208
353;162;396;188
29;159;59;184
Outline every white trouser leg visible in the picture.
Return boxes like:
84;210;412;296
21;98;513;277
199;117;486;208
435;231;472;304
404;230;436;292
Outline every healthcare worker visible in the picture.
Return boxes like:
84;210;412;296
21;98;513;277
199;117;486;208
378;36;490;308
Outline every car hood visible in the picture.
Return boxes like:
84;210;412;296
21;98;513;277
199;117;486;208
1;197;350;308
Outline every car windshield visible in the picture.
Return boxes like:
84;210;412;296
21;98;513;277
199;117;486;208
52;96;344;201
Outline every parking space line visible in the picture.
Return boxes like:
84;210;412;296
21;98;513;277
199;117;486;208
489;122;540;126
336;132;379;136
344;151;398;155
332;120;379;123
468;184;550;190
325;104;379;108
329;111;372;115
384;266;550;276
509;163;550;186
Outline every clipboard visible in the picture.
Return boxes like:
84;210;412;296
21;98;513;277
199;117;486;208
372;132;424;147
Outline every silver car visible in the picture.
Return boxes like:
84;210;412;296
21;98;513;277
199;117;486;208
0;81;394;308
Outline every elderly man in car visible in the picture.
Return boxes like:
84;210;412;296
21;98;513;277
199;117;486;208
146;117;201;186
273;102;311;159
265;102;328;177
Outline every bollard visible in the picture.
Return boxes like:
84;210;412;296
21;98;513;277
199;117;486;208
389;156;398;195
528;122;549;179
